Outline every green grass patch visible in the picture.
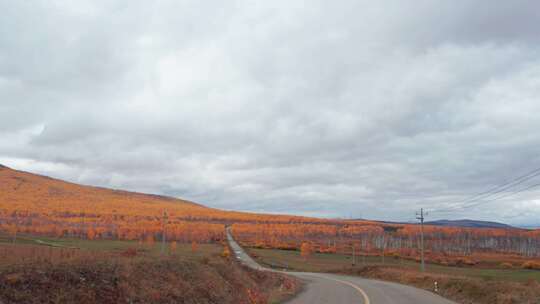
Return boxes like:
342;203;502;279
0;232;222;265
248;247;540;283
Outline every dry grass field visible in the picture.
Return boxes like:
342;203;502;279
247;247;540;304
0;234;299;304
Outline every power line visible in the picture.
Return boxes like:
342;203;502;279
448;168;540;208
444;181;540;212
434;180;540;213
462;170;540;202
433;167;540;214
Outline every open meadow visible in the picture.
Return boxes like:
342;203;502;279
247;247;540;283
0;233;299;304
246;247;540;303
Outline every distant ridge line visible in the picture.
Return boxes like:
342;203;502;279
424;219;516;229
354;218;518;229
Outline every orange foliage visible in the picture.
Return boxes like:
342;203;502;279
300;242;312;260
87;229;96;240
145;234;155;246
221;246;231;258
522;261;540;270
1;165;539;265
0;166;334;244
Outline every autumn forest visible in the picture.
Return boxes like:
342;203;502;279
1;164;539;270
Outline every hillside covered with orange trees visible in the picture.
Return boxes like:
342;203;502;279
0;164;335;243
1;164;539;265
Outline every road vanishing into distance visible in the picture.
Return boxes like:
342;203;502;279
226;228;456;304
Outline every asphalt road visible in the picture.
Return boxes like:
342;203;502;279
226;228;456;304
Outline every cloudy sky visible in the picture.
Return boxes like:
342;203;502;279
1;1;540;226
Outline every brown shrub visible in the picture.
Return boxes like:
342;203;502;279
456;257;477;266
336;265;540;304
0;254;299;304
446;260;457;267
121;248;138;258
221;246;231;258
521;261;540;270
247;289;265;304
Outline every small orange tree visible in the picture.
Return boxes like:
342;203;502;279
170;241;177;254
300;242;312;260
222;246;231;258
7;225;18;243
145;234;155;247
86;229;96;240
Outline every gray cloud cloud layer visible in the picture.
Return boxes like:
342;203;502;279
2;1;540;225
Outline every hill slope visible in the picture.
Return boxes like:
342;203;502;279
425;219;514;229
0;164;325;240
0;164;213;217
0;164;246;242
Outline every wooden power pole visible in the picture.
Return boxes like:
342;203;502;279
161;210;168;255
416;208;426;272
352;243;356;266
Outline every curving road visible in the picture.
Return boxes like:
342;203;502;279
226;228;456;304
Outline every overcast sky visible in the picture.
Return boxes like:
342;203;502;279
1;1;540;226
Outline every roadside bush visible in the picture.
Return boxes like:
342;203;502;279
456;257;477;266
0;253;299;304
221;246;231;258
336;265;540;304
521;261;540;270
121;248;138;258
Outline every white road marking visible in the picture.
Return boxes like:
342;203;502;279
302;273;371;304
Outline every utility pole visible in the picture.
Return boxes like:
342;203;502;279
352;243;356;266
381;232;386;265
416;208;426;272
161;210;168;255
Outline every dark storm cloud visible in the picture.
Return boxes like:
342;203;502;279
1;1;540;225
